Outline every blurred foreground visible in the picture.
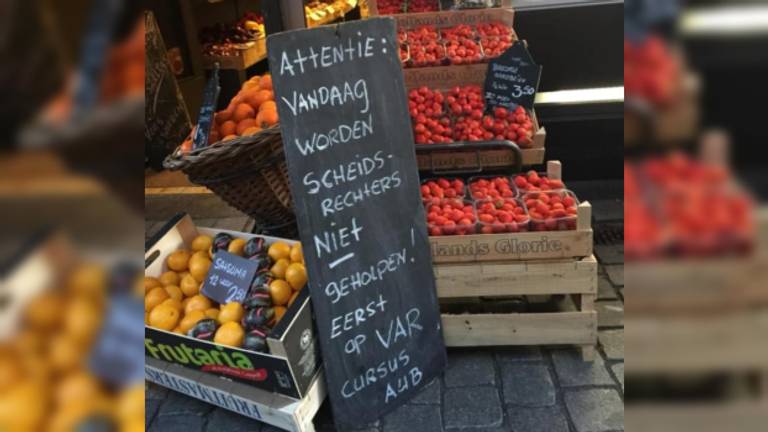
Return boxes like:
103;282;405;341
625;1;768;431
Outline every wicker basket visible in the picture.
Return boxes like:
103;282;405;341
163;127;297;237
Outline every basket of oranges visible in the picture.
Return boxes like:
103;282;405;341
164;74;295;235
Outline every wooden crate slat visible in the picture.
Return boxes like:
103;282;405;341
435;255;597;298
442;310;597;347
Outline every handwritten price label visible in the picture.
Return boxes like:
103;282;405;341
484;41;541;111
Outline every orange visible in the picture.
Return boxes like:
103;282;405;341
215;109;233;124
233;103;255;122
144;276;162;293
209;129;220;144
228;238;246;256
145;312;149;325
182;297;192;310
180;274;200;297
268;242;291;261
242;88;261;107
269;280;292;306
160;298;183;311
288;290;300;307
149;304;180;331
285;263;307;290
236;118;256;135
49;334;82;372
25;292;64;329
222;134;238;142
189;257;211;283
191;235;213;252
218;302;244;324
181;138;192;153
259;100;277;113
259;75;272;90
242;80;259;91
220;120;237;137
67;264;106;299
184;295;212;315
178;310;206;333
172;326;184;335
145;287;169;311
55;371;102;408
273;306;287;322
253;90;273;107
256;109;279;128
166;250;190;272
289;243;304;263
270;258;290;279
241;126;262;136
228;94;243;109
159;271;179;287
204;308;220;321
214;322;245;347
190;251;209;267
164;285;183;302
65;298;101;344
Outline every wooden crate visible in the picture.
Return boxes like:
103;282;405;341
435;255;598;360
430;183;592;263
202;37;267;71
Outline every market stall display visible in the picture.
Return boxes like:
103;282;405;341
200;11;267;71
371;0;507;14
305;0;360;27
144;214;321;399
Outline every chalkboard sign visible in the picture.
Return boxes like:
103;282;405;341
89;294;145;386
201;251;259;305
483;41;542;111
145;11;191;169
268;18;446;427
192;64;221;150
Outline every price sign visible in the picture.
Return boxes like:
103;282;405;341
192;64;221;150
483;41;541;111
267;18;446;428
201;251;259;305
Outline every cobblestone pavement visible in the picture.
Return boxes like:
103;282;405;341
147;247;624;432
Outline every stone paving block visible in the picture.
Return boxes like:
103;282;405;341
444;386;504;429
596;301;624;328
411;378;441;404
444;351;496;388
507;405;570;432
551;349;614;387
597;275;618;300
152;413;206;432
612;363;624;392
383;404;443;432
595;245;624;265
599;329;624;361
146;398;163;426
564;389;624;432
495;346;543;363
159;389;216;416
500;363;555;407
605;265;624;287
205;408;262;431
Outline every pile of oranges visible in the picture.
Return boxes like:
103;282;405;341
181;74;279;152
144;234;307;351
0;264;144;432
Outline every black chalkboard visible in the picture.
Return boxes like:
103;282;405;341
483;41;542;112
192;65;220;150
268;18;446;428
201;251;259;305
89;294;145;387
145;11;191;169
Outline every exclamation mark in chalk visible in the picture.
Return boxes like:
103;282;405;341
410;228;415;263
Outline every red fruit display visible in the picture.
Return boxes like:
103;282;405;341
513;170;566;192
421;178;466;202
480;36;513;59
377;0;406;14
469;176;516;200
446;38;483;65
425;199;477;236
407;26;440;44
624;36;680;107
407;0;439;12
524;191;579;231
408;86;453;144
476;22;513;39
476;198;530;234
440;25;476;41
408;41;447;68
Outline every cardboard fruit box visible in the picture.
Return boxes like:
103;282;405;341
144;214;321;399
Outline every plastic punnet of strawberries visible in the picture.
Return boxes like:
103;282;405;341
476;22;513;40
513;170;565;192
421;178;466;202
426;198;477;236
524;191;579;231
480;36;513;59
409;86;454;144
476;198;530;234
469;176;516;200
